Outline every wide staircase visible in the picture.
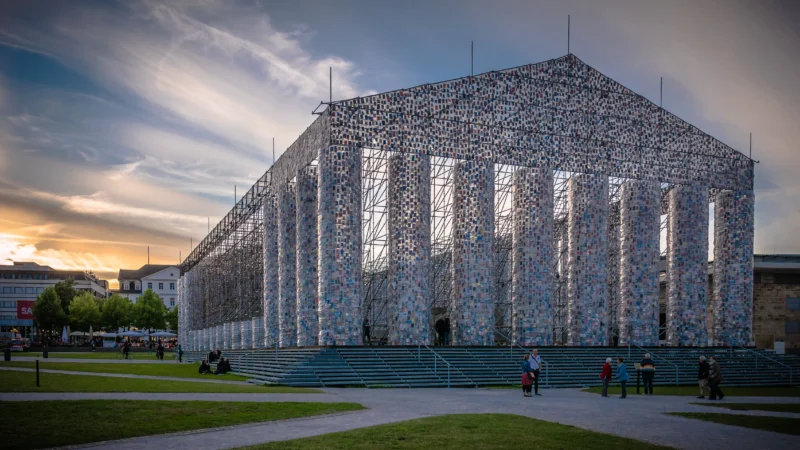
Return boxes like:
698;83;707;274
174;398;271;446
186;346;799;389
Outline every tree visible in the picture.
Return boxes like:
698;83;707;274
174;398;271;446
132;289;167;331
70;292;101;332
33;287;67;338
102;294;132;331
164;306;179;334
54;278;77;314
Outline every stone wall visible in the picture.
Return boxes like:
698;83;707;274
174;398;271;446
752;273;800;352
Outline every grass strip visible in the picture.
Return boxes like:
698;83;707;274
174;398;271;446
244;413;671;449
1;361;247;381
17;352;168;360
0;370;318;393
0;400;363;450
688;402;800;413
667;412;800;435
582;386;800;397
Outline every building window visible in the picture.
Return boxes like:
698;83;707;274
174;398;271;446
169;282;175;290
14;287;23;294
129;281;135;291
787;321;800;334
2;287;11;294
170;298;175;307
158;282;163;290
25;287;35;294
775;274;800;285
788;298;800;311
147;282;153;289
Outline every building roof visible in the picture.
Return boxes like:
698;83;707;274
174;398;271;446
118;264;175;281
0;261;105;283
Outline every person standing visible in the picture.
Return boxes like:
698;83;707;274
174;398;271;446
434;318;445;345
529;349;543;396
123;341;130;360
616;357;629;399
640;353;656;395
362;318;371;345
443;318;451;345
177;344;184;363
697;356;710;399
520;354;533;397
600;358;612;397
708;356;725;400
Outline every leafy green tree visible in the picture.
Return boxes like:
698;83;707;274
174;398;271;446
54;278;77;314
164;306;179;333
132;289;167;331
70;292;101;332
101;294;132;331
33;287;67;338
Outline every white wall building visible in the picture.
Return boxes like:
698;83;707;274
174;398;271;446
115;264;179;309
0;261;109;337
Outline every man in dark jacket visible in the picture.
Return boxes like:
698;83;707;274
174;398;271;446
697;356;710;399
199;360;211;374
640;354;656;395
434;318;445;345
708;356;724;400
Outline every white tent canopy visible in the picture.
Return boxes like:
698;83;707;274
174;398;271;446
150;332;176;337
119;331;144;337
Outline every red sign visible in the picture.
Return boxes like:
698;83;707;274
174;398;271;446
17;300;35;320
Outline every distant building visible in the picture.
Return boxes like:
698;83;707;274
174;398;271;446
656;254;800;353
0;261;109;337
114;264;179;309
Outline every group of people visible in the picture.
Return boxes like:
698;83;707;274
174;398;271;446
520;349;544;397
597;353;725;400
199;349;232;375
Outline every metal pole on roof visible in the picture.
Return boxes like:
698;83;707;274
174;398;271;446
147;246;150;264
567;15;570;54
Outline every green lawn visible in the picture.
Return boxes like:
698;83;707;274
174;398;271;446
18;351;168;360
1;361;247;381
689;402;800;413
583;385;800;397
244;414;671;450
667;412;800;436
0;400;363;450
0;370;318;393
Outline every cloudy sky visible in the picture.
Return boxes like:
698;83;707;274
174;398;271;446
1;0;798;287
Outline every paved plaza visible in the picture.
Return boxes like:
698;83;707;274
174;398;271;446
4;385;799;450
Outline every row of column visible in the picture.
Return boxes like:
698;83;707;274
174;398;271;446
181;150;753;349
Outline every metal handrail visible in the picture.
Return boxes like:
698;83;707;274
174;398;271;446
631;343;680;387
423;344;452;388
492;327;552;387
736;346;793;385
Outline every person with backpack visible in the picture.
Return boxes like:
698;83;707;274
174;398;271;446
520;354;534;397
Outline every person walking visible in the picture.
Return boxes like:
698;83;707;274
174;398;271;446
600;358;612;397
529;349;544;396
123;341;130;360
697;356;710;399
616;357;629;399
708;355;725;400
521;354;534;397
640;353;656;395
177;344;184;363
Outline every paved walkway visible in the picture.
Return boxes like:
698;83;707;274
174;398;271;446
0;366;252;385
37;388;800;450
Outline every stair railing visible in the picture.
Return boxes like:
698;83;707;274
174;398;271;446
630;343;680;387
423;344;452;388
736;346;793;385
